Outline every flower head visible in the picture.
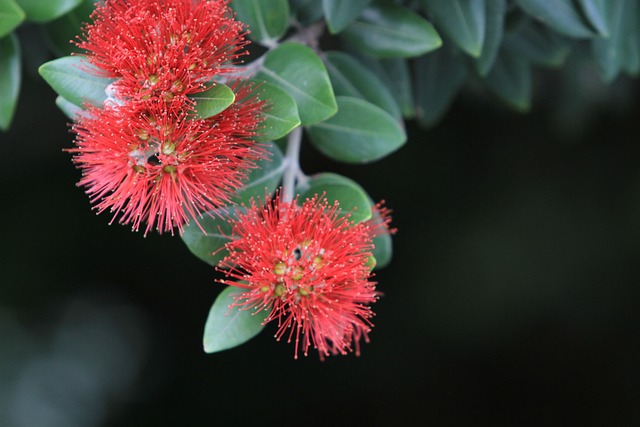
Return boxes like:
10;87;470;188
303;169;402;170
219;194;383;359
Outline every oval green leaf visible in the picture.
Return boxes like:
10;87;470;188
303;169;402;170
504;22;570;68
0;0;25;38
190;83;235;119
476;0;506;76
234;141;285;204
591;0;629;82
514;0;594;39
203;286;269;353
42;0;93;56
231;0;289;46
253;80;300;142
307;96;406;164
342;0;441;58
256;42;337;125
0;33;21;131
484;51;532;111
182;209;237;267
323;0;371;34
324;51;401;119
422;0;487;58
577;0;610;37
55;95;83;121
300;173;373;224
16;0;82;22
38;55;113;107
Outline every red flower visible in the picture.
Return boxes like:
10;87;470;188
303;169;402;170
70;0;264;234
219;194;382;359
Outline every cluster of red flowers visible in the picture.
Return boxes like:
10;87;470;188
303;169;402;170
219;194;392;359
71;0;264;234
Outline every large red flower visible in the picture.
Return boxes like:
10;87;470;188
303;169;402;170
70;0;264;234
219;194;384;359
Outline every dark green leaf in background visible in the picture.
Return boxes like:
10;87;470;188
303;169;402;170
591;0;630;82
182;209;237;267
190;83;235;119
484;50;532;111
234;141;285;204
342;0;441;58
0;0;25;38
504;21;570;68
422;0;487;58
203;286;269;353
324;51;401;119
577;0;609;37
252;80;301;142
621;0;640;76
42;0;93;56
289;0;324;26
300;173;373;224
514;0;594;39
0;33;20;131
16;0;82;22
307;96;406;164
476;0;506;76
257;42;337;125
38;55;113;107
414;47;467;128
323;0;371;34
231;0;289;46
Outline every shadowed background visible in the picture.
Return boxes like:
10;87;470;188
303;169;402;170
2;46;640;426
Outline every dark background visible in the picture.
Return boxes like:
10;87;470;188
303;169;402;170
2;48;640;426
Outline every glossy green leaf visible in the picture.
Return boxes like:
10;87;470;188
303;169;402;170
0;0;25;38
231;0;289;46
356;55;414;118
414;48;466;128
422;0;486;58
484;51;531;111
0;33;20;131
577;0;609;37
182;209;236;267
256;42;337;125
289;0;324;26
55;95;83;120
504;22;570;68
16;0;82;22
514;0;594;39
476;0;506;75
300;173;373;224
622;0;640;75
234;141;285;204
203;286;269;353
39;55;113;107
191;83;235;119
42;0;93;56
591;0;629;82
307;96;406;164
253;80;300;142
342;0;441;58
324;51;400;119
323;0;371;34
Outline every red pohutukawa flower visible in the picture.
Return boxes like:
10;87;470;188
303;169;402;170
70;0;265;234
218;194;390;359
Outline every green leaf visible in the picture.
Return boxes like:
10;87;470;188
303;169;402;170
591;0;630;82
300;173;373;224
514;0;594;39
55;95;83;120
422;0;487;58
230;0;289;46
324;51;401;119
203;286;269;353
38;55;113;107
289;0;324;26
307;96;406;164
15;0;82;22
181;209;236;267
414;47;467;128
622;0;640;75
476;0;506;76
504;21;570;68
323;0;371;34
253;80;300;142
0;0;25;38
342;0;442;58
42;0;93;56
234;141;284;204
0;33;20;131
484;51;531;111
256;42;337;125
190;83;235;119
577;0;609;37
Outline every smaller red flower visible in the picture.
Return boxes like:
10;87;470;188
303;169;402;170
219;194;384;359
